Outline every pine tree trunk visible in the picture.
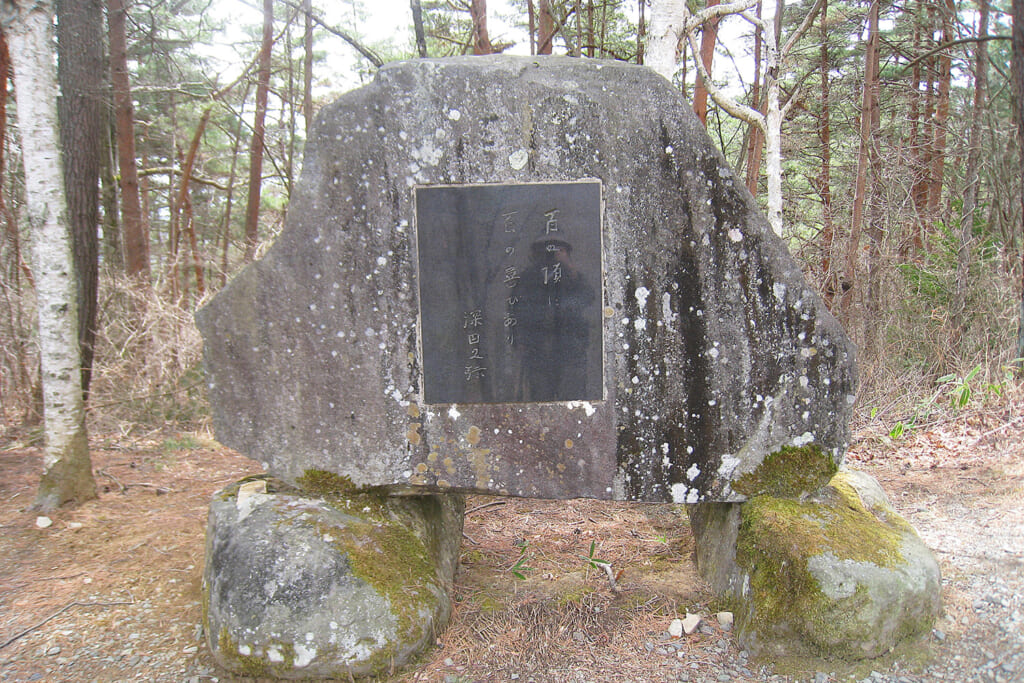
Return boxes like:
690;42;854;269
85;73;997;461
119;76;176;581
5;0;97;510
693;0;720;126
635;0;644;63
528;0;536;55
538;0;555;54
220;107;245;287
411;0;429;57
864;1;884;356
954;0;989;335
906;5;923;257
927;0;954;216
744;0;764;195
0;32;19;289
173;108;211;298
243;0;274;262
100;122;123;273
843;0;879;321
108;0;149;283
304;0;316;122
470;0;493;54
56;0;103;400
818;0;836;307
1013;0;1024;363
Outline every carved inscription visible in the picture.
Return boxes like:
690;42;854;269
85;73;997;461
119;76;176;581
416;181;603;404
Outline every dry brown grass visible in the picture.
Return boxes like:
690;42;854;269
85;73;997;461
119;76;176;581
87;275;208;435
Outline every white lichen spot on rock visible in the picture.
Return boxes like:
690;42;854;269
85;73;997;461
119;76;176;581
294;643;317;668
508;149;529;170
413;142;443;166
717;455;739;479
687;464;701;481
728;228;743;242
662;293;676;323
634;286;651;311
565;401;597;416
448;405;461;420
671;482;689;503
447;109;461;121
792;431;815;447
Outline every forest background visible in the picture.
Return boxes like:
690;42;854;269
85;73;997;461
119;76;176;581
0;0;1021;503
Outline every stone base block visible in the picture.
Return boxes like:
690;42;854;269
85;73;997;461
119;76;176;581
691;467;941;660
202;477;464;679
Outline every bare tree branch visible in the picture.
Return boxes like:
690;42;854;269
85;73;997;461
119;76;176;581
685;0;757;33
276;0;384;67
899;34;1011;73
781;0;825;56
686;30;765;130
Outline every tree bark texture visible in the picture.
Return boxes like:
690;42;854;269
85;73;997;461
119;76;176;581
470;0;493;54
817;0;836;308
5;0;97;510
303;0;315;132
647;0;686;81
108;0;149;282
173;108;211;298
927;0;955;216
100;122;123;273
906;5;924;255
538;0;555;54
954;0;989;335
56;0;103;399
0;30;21;289
744;0;763;195
636;0;645;63
410;0;428;57
843;0;879;321
693;0;720;126
243;0;273;262
1013;0;1024;362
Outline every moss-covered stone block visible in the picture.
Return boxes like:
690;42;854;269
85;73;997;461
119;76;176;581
730;467;941;660
731;444;839;499
202;478;464;679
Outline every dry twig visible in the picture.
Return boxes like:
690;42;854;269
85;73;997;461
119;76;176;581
970;415;1024;447
0;596;135;651
465;500;507;515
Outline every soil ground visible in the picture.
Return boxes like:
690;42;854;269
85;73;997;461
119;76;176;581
0;411;1021;683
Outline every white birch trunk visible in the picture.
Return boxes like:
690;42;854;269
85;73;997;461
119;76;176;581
763;22;784;237
647;0;687;81
5;0;97;510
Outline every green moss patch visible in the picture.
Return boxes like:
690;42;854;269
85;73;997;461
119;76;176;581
296;468;389;500
312;500;442;651
731;445;838;498
735;481;916;660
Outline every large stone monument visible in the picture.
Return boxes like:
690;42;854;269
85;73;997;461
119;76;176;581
197;56;939;678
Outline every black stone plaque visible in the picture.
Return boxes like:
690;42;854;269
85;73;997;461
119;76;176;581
416;181;604;405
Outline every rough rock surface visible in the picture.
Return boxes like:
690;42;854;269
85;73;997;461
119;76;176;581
196;55;856;502
691;467;942;660
202;477;463;679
